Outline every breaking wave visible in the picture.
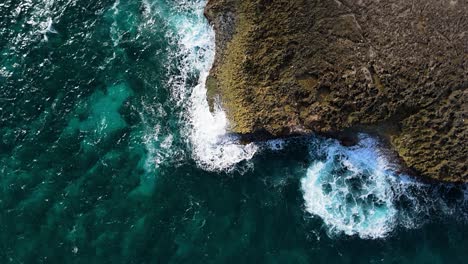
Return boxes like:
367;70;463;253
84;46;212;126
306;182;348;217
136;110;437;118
167;0;258;172
301;135;468;239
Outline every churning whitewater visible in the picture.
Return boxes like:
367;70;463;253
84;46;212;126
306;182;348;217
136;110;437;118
301;135;468;239
166;0;258;172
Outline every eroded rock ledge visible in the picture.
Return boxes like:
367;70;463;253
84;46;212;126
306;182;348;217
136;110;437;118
204;0;467;182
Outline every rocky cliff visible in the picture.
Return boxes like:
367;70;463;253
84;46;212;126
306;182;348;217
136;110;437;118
204;0;468;182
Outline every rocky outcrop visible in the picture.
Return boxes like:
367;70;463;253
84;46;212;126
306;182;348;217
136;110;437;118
204;0;468;182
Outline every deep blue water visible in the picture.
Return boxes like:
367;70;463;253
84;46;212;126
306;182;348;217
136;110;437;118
1;0;467;263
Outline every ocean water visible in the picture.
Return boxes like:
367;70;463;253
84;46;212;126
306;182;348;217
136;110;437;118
0;0;467;263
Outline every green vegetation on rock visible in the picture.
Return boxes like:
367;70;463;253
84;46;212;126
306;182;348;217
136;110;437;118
205;0;468;182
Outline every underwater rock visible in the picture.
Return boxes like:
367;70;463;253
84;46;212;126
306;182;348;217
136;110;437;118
204;0;468;182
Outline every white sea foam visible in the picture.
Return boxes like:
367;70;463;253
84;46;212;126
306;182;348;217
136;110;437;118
24;0;61;41
301;135;468;239
263;139;288;151
301;136;398;238
168;1;258;172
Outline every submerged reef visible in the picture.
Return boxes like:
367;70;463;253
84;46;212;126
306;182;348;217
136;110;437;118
204;0;467;182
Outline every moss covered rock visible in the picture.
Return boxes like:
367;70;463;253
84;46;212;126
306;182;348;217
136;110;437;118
205;0;467;182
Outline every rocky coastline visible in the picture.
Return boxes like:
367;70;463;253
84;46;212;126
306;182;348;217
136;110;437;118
204;0;467;182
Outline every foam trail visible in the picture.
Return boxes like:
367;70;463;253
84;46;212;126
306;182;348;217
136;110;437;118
167;1;258;171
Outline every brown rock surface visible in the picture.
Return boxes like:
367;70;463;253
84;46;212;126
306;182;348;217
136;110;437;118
204;0;468;182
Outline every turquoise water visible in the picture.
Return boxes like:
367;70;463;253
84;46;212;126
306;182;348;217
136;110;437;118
1;0;467;263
